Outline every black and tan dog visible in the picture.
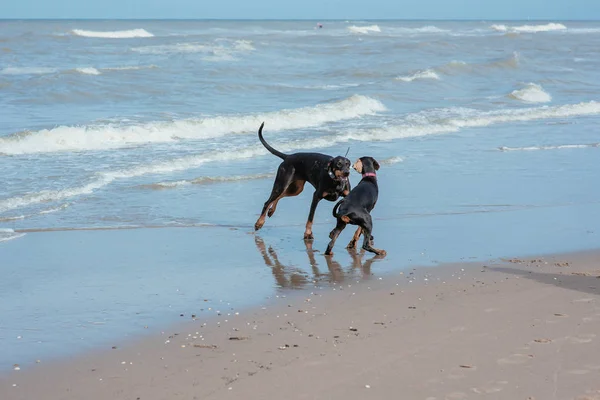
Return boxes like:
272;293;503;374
254;122;351;240
325;156;386;256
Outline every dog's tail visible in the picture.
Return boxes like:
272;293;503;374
332;199;344;218
258;122;287;160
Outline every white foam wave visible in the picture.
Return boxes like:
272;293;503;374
509;83;552;103
499;143;600;152
0;67;57;75
491;23;567;33
0;95;386;155
396;69;441;82
390;25;448;35
142;173;274;190
2;101;598;214
380;156;403;165
132;39;254;60
0;228;26;243
358;101;600;142
75;67;101;75
71;29;154;38
348;25;381;34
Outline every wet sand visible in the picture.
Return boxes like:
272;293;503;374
2;248;599;400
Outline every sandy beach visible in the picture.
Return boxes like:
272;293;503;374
2;248;599;400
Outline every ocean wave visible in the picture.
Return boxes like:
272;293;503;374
75;67;101;75
388;25;449;35
358;101;600;142
396;69;440;82
140;173;275;190
2;101;598;214
132;39;255;61
0;228;26;243
435;52;519;75
71;29;154;38
509;83;552;103
103;65;157;71
379;156;403;165
0;67;57;75
0;95;386;155
491;23;567;33
499;143;600;152
348;25;381;34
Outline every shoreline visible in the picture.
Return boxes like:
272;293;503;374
2;248;599;399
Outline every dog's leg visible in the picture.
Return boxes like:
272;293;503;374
360;216;386;256
255;166;293;231
304;191;322;240
346;227;362;249
325;218;347;255
268;179;305;217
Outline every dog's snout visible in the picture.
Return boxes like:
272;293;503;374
343;170;350;177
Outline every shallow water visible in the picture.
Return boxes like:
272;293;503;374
1;19;600;368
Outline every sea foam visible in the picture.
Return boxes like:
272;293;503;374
0;95;386;155
71;29;154;38
491;23;567;33
347;25;381;34
396;69;441;82
2;101;599;214
509;83;552;103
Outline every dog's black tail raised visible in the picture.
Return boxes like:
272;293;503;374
258;122;287;160
332;199;344;218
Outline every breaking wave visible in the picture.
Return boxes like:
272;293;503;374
132;39;255;61
75;67;101;75
2;101;598;214
508;83;552;103
0;95;386;155
348;25;381;34
499;143;600;152
0;228;26;243
396;69;440;82
71;29;154;38
491;23;567;33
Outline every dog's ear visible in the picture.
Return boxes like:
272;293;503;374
373;158;380;171
353;158;363;174
327;159;333;172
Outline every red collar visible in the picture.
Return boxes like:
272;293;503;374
362;172;377;178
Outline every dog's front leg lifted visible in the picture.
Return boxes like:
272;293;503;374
304;191;321;240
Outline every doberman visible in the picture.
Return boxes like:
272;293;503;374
325;156;386;256
254;122;351;240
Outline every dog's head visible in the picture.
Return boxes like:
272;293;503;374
327;156;351;181
352;157;380;175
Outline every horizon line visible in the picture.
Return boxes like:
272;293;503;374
1;17;599;22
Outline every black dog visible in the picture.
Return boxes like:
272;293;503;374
254;122;351;240
325;156;386;256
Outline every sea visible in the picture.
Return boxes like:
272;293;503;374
1;19;600;368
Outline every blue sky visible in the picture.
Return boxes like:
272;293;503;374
2;0;599;20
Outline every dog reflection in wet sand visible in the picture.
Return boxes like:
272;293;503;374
254;236;382;289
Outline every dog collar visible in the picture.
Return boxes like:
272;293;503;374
362;172;377;178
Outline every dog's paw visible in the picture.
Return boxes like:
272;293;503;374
376;249;387;257
303;233;314;241
346;241;356;249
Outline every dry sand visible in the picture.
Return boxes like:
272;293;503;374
2;249;600;400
